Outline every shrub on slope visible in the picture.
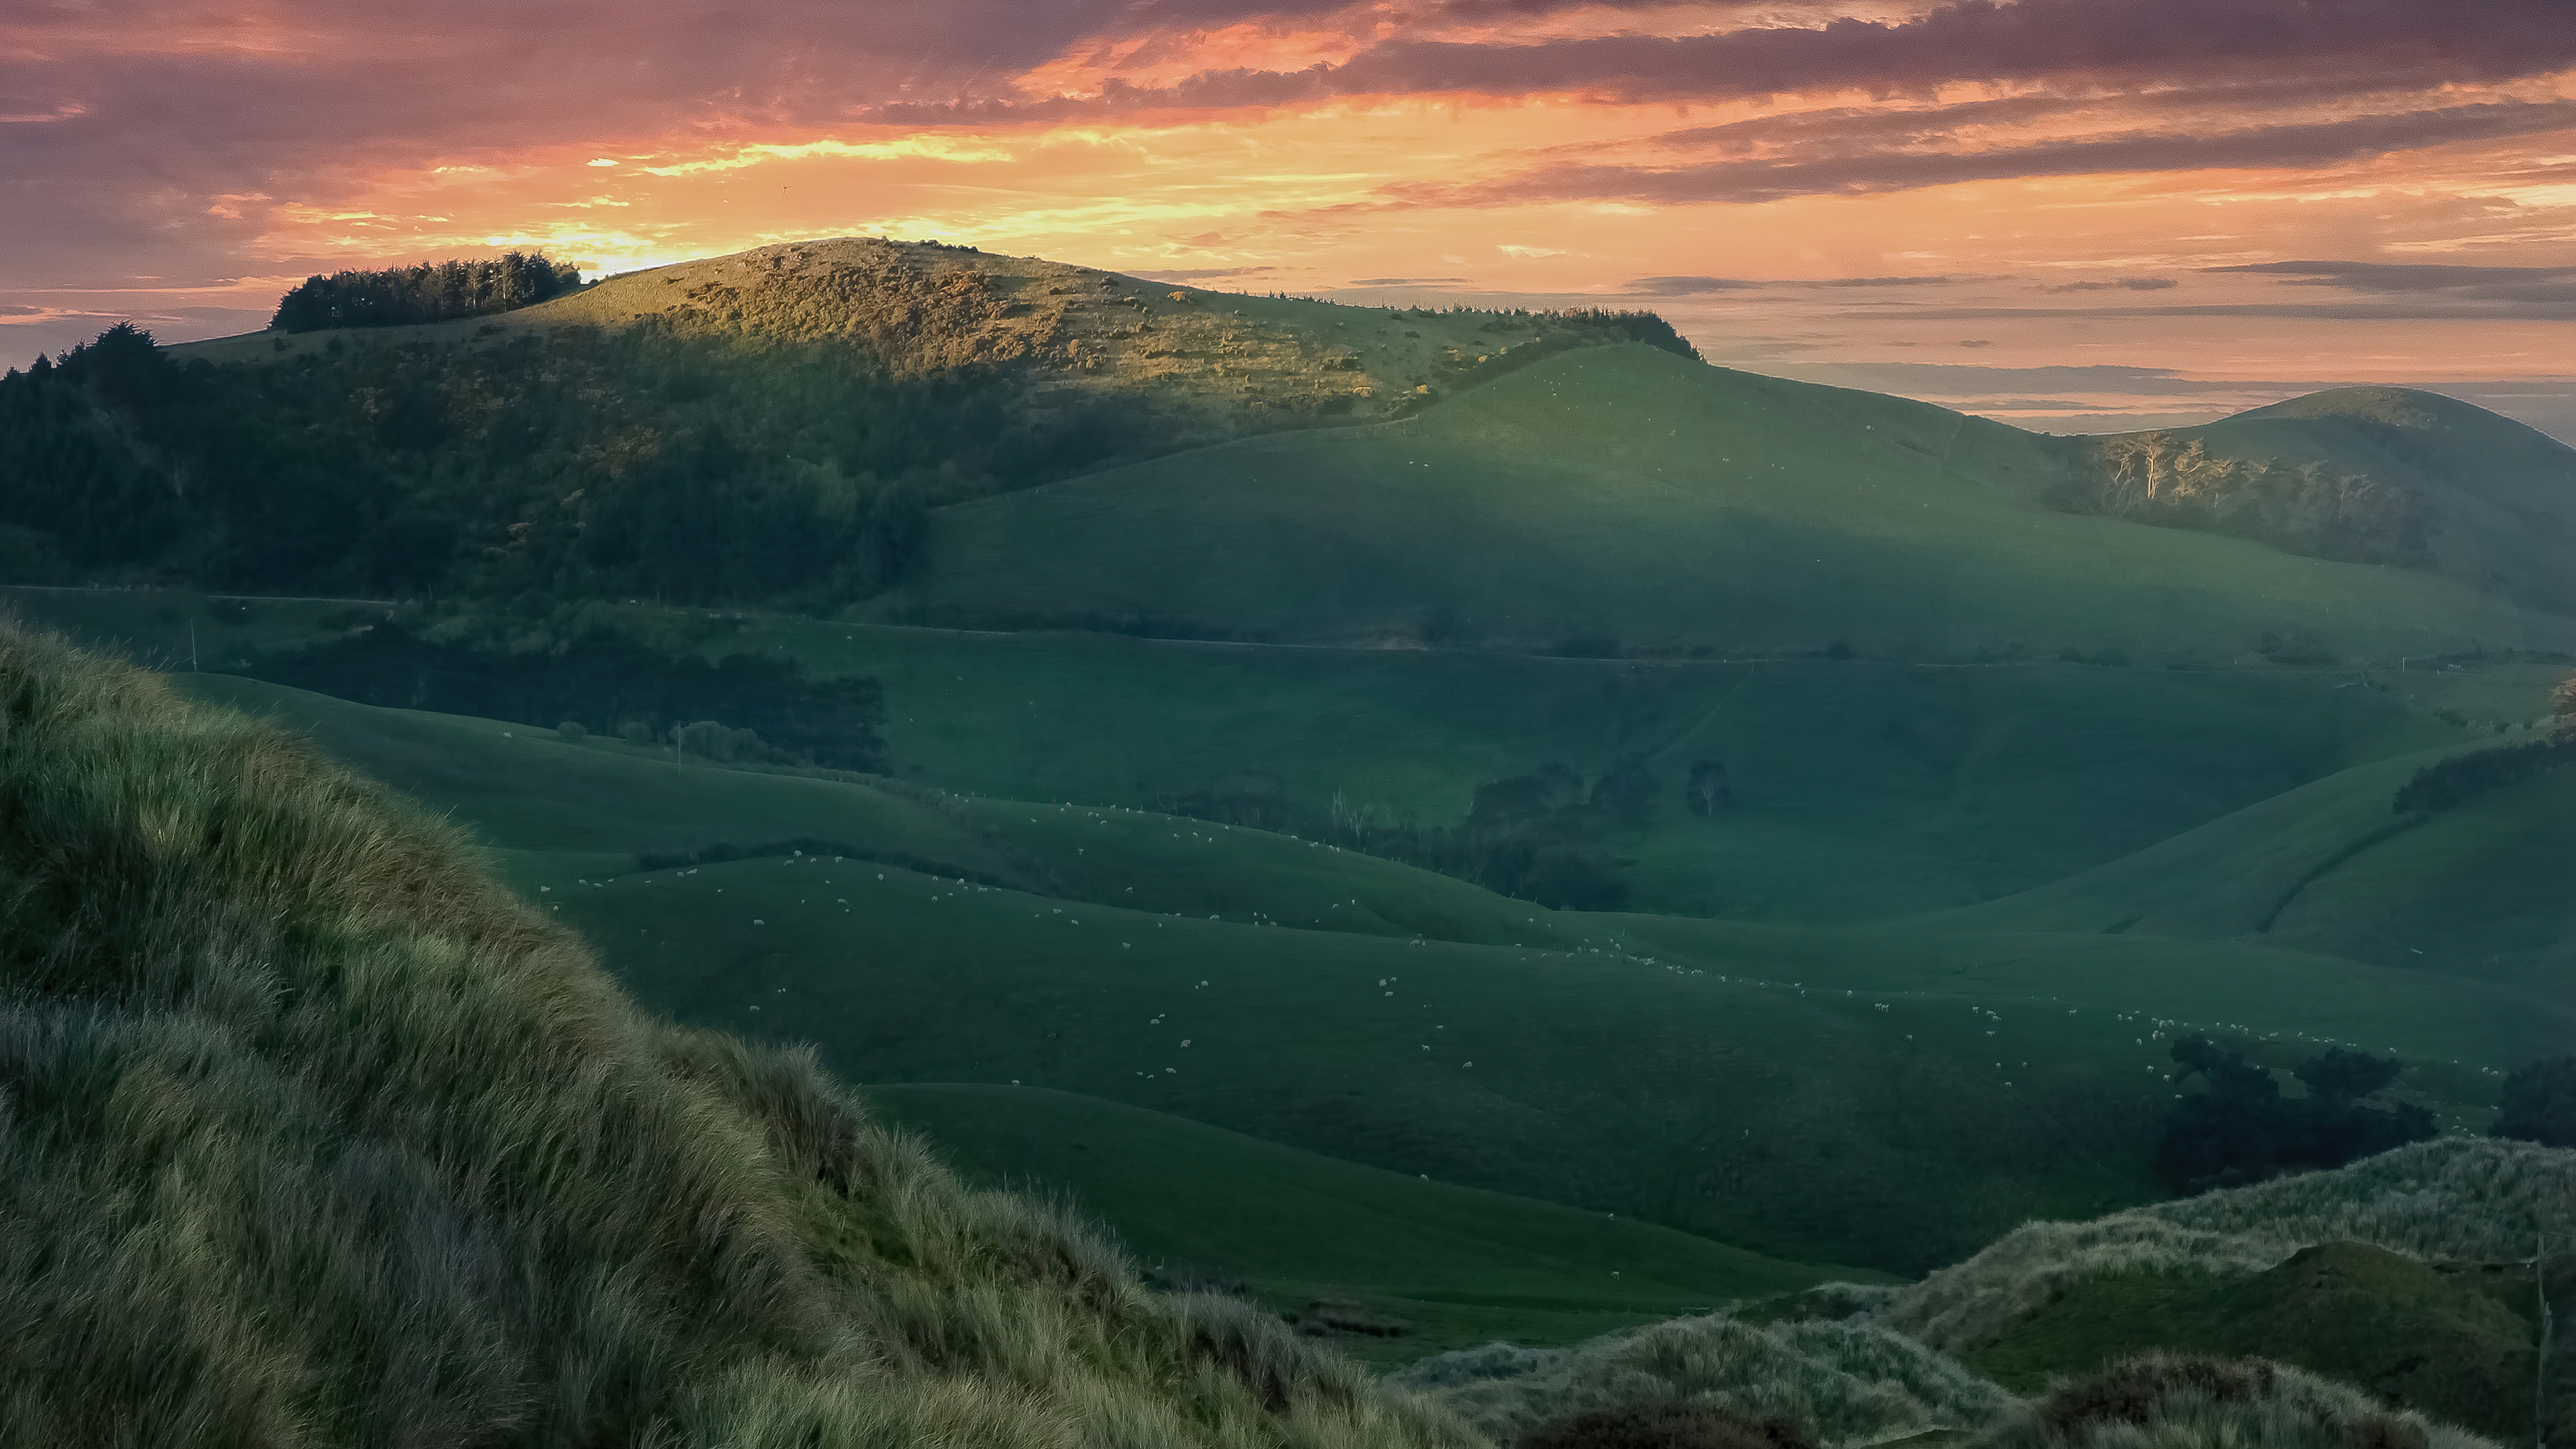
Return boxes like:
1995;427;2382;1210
2152;1039;2433;1194
0;619;1470;1448
2495;1055;2576;1148
1884;1137;2576;1352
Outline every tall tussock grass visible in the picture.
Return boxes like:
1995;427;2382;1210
1886;1138;2576;1351
0;619;1474;1448
1983;1352;2500;1449
1394;1314;2012;1448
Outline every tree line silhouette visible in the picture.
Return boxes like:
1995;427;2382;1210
0;321;1141;606
238;621;888;771
270;252;583;331
2154;1037;2433;1194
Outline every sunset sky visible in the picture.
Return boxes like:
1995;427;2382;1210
7;0;2574;435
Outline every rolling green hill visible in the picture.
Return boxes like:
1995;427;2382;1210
2053;386;2576;615
0;618;1473;1448
1882;1136;2576;1444
1;241;1682;606
1923;706;2576;990
878;346;2576;663
12;237;2575;1438
865;1083;1882;1364
629;608;2504;924
158;671;2567;1279
1963;1241;2538;1435
25;587;2551;930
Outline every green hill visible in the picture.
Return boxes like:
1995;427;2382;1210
21;587;2549;932
11;239;2575;1441
874;346;2576;663
0;618;1472;1447
17;244;2573;676
1923;712;2576;990
1;242;1680;606
865;1083;1882;1364
152;672;2565;1276
1964;1241;2538;1436
1880;1136;2576;1444
9;607;2541;1449
2052;386;2576;616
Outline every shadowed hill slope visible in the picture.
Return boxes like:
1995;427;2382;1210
1878;1136;2576;1445
3;243;1682;605
866;1083;1883;1363
2051;387;2576;614
1925;724;2576;991
0;618;1473;1448
151;671;2572;1276
880;346;2576;662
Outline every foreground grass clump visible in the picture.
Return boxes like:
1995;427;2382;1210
1393;1314;2013;1447
0;619;1472;1448
1886;1137;2576;1352
1982;1351;2498;1449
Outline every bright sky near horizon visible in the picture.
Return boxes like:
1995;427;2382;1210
5;0;2573;436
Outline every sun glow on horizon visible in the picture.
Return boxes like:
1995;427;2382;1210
3;4;2571;431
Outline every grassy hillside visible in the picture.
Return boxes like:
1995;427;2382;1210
1925;713;2576;989
1876;1137;2576;1444
1962;1242;2538;1436
881;345;2576;662
0;242;1682;606
19;244;2571;670
22;587;2551;930
2055;386;2576;616
865;1083;1881;1364
0;617;1474;1447
157;672;2569;1277
174;238;1688;439
2265;765;2576;989
655;610;2475;922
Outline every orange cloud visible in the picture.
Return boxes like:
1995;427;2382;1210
3;0;2571;435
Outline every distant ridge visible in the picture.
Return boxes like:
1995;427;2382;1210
2049;385;2576;612
176;236;1696;443
876;344;2576;663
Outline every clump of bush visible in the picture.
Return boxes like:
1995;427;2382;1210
2154;1039;2434;1195
2493;1055;2576;1148
270;251;582;331
2393;735;2576;815
2394;672;2576;815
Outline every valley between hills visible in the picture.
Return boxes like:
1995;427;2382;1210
7;239;2576;1446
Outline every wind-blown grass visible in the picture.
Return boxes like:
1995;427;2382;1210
1885;1138;2576;1352
1979;1351;2501;1449
1393;1315;2016;1448
0;617;1473;1447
